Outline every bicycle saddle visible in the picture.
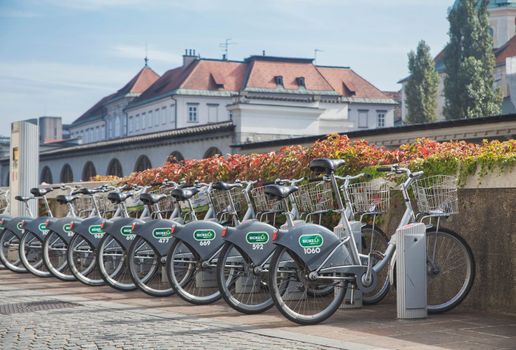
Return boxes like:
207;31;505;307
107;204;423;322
309;158;345;174
264;184;298;199
171;187;199;201
140;193;167;205
14;195;32;202
56;195;78;205
74;188;99;196
30;187;53;197
107;192;132;204
212;181;242;191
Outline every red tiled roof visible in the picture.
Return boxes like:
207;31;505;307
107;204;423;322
495;35;516;64
317;66;389;99
135;63;197;102
245;60;333;91
182;60;246;91
73;66;160;125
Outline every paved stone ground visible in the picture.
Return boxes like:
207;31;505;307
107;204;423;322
1;269;515;350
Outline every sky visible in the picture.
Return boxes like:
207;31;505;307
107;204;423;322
0;0;452;136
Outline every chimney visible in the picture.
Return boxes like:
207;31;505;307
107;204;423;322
183;48;198;67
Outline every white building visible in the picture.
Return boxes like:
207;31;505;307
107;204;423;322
400;0;516;122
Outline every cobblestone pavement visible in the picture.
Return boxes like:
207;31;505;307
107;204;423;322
1;269;515;350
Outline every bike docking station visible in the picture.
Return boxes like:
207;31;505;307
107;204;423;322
395;222;427;319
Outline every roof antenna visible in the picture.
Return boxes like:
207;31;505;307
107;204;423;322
219;39;236;60
314;48;323;64
144;43;149;66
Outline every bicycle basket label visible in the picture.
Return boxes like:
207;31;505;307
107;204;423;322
63;223;72;232
299;234;324;248
193;229;216;241
88;225;104;235
152;228;172;239
120;225;132;236
246;232;269;244
38;223;49;234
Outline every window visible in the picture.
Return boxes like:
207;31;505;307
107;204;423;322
107;158;123;177
82;161;97;181
274;75;284;86
135;114;140;131
358;110;369;128
60;164;73;183
129;116;133;133
296;76;305;87
187;103;198;122
40;166;53;184
208;104;218;123
115;116;120;137
142;112;147;129
377;111;386;128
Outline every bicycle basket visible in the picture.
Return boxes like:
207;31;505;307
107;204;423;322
250;186;287;214
412;175;458;216
346;180;390;215
148;187;176;216
209;187;247;215
292;181;334;214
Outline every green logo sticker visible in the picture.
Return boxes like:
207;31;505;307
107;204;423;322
152;228;173;239
120;225;132;236
38;223;49;235
16;222;23;231
246;232;269;244
63;223;72;232
193;229;216;241
88;225;104;235
299;234;324;248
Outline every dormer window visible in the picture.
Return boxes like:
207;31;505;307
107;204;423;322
296;76;305;88
274;75;284;86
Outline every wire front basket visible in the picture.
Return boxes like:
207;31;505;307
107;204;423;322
251;186;287;214
412;175;458;216
346;180;390;215
209;187;247;215
292;181;334;214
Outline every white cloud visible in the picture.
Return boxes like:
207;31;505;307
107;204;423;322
112;45;182;65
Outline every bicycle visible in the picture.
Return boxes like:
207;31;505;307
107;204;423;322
267;159;475;324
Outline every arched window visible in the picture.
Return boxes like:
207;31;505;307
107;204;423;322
134;155;152;172
82;161;97;181
203;147;222;159
107;158;123;177
167;151;184;164
40;166;53;184
60;164;74;183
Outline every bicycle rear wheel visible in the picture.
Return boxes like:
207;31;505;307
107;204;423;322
0;230;26;273
98;234;136;291
19;231;51;277
268;246;347;325
216;242;273;314
167;239;220;305
128;236;174;297
43;231;75;281
67;234;104;286
361;225;390;305
426;228;475;313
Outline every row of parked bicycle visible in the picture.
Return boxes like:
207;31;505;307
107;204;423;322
0;158;475;325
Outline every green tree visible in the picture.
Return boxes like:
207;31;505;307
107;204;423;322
405;40;439;124
443;0;501;119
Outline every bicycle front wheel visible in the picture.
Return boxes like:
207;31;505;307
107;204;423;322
167;239;221;305
43;231;75;281
98;234;136;291
67;234;104;286
426;228;475;313
361;225;390;305
0;230;26;273
19;231;51;277
268;246;347;325
128;236;174;297
216;242;273;314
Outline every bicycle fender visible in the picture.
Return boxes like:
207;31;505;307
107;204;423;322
173;220;224;261
272;223;353;271
133;219;176;257
223;220;277;266
46;217;80;243
4;216;32;239
72;217;105;248
102;217;142;250
0;214;12;233
22;216;51;241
